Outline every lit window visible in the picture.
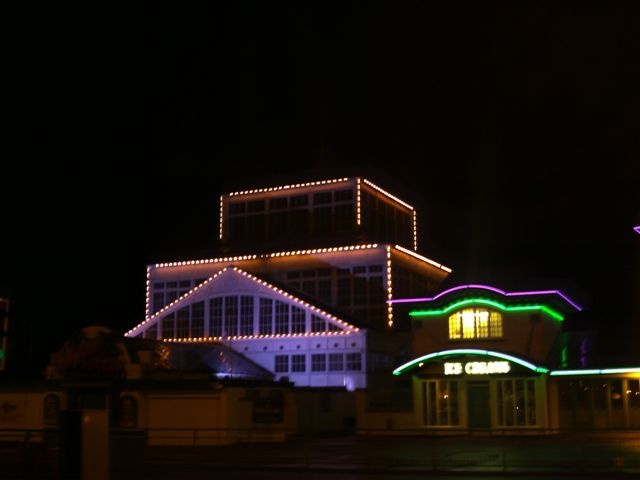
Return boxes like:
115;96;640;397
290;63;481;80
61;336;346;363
421;380;459;426
448;308;502;340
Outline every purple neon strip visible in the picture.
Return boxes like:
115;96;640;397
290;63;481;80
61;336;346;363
634;225;640;234
506;290;582;311
389;284;582;311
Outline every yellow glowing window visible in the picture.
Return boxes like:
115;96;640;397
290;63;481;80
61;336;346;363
448;308;502;340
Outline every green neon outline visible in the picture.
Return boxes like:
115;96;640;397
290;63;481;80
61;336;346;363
550;367;640;376
392;348;550;376
408;298;565;322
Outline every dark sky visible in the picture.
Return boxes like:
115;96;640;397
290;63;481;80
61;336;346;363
3;4;639;373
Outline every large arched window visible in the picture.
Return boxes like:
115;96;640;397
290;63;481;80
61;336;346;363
448;308;502;340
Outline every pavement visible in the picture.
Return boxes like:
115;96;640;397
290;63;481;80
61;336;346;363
2;431;639;479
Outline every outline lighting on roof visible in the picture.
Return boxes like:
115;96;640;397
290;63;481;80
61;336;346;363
226;177;350;197
393;245;452;273
393;349;549;375
409;298;566;322
129;266;360;337
362;178;414;211
389;284;582;311
153;244;380;268
360;177;418;250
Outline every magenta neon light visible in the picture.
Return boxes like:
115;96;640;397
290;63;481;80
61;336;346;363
634;225;640;234
389;284;582;311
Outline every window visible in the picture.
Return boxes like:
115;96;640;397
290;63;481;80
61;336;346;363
291;354;306;372
247;200;265;212
275;355;288;373
269;197;288;210
225;296;238;336
259;298;273;335
176;307;190;337
311;354;326;372
346;353;362;371
496;379;537;426
161;313;175;338
629;379;640;408
448;308;503;340
290;194;308;207
421;380;459;426
291;306;305;333
275;300;289;334
229;202;245;214
143;324;158;339
151;279;196;312
334;188;353;201
240;296;254;335
311;315;326;332
313;192;332;205
329;353;344;371
210;298;223;336
192;301;205;337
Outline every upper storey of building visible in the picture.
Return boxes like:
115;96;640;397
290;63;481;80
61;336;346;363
391;284;584;369
219;177;417;253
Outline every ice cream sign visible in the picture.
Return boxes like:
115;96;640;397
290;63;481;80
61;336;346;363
444;361;511;375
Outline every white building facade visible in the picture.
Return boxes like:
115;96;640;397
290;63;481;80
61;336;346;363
125;176;451;389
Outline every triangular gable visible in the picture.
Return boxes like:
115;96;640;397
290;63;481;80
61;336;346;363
126;266;359;337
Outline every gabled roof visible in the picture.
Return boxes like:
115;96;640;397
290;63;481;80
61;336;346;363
127;266;360;338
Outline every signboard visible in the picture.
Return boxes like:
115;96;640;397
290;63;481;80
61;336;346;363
444;361;511;375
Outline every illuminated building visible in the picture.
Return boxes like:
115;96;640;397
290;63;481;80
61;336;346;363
385;285;640;431
125;177;451;390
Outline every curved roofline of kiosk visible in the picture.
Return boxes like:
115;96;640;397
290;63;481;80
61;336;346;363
408;298;566;322
392;348;550;376
389;284;582;311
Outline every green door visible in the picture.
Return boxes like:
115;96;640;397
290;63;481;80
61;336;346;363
467;382;490;429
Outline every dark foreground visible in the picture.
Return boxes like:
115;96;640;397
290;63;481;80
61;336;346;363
2;430;639;479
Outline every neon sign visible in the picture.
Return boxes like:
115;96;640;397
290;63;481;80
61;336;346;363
444;361;511;375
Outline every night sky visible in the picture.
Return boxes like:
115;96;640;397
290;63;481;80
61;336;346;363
3;4;639;374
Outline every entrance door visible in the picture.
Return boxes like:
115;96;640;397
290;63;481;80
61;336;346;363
467;382;490;429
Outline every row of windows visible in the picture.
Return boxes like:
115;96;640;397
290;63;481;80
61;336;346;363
360;191;413;247
228;188;354;216
225;203;355;243
151;279;206;313
284;266;386;310
274;353;362;373
420;378;538;427
448;308;503;340
144;295;345;339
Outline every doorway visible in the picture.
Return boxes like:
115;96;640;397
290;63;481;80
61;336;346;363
467;381;490;429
